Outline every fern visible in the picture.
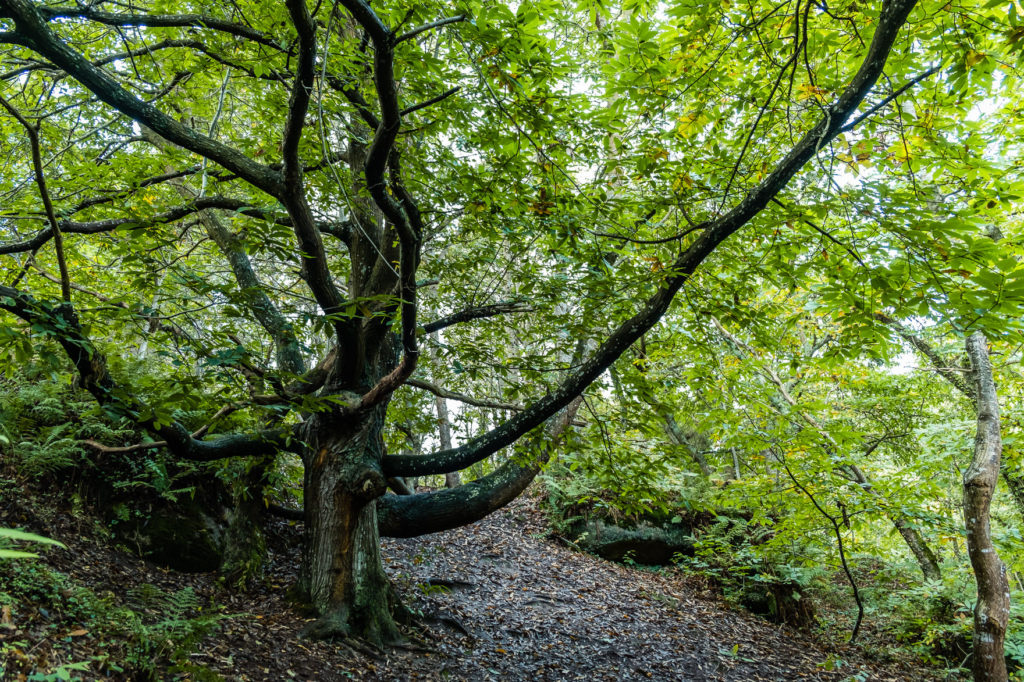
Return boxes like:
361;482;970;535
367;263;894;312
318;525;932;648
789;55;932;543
14;424;81;477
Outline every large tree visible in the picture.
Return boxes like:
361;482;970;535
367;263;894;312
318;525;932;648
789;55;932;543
0;0;1003;643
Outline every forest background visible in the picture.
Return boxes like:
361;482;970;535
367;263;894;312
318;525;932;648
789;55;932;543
2;0;1024;679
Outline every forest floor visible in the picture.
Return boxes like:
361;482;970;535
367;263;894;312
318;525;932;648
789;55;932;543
0;489;949;681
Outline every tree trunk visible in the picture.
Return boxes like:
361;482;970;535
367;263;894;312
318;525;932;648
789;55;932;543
964;332;1010;682
892;516;942;583
297;409;401;645
436;395;461;488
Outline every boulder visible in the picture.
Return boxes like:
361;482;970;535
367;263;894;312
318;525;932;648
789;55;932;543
573;518;695;565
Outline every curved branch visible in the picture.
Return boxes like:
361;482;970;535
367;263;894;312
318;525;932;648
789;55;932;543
383;0;920;477
0;95;70;301
0;0;282;197
278;0;346;325
378;452;541;537
0;283;291;461
339;0;423;409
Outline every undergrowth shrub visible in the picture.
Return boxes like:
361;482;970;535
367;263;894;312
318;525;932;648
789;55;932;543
540;456;704;530
0;374;208;507
880;567;1024;677
0;378;135;480
673;515;821;629
0;559;228;680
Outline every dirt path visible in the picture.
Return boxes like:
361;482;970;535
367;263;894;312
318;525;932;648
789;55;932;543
376;498;923;682
1;492;933;681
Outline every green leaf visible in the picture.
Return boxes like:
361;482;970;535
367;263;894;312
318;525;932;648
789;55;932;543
0;528;66;548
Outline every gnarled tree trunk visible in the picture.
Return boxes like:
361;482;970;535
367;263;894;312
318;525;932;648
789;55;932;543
964;332;1010;682
298;406;401;644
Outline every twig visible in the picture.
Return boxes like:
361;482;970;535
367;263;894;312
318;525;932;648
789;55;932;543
839;66;940;134
778;451;864;641
401;86;460;116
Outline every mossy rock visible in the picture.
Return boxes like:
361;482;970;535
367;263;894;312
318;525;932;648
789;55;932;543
572;519;695;565
113;497;227;573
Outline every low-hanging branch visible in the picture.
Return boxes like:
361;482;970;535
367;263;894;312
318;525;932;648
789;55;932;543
380;380;586;537
83;404;240;454
0;282;295;462
778;451;864;642
383;0;920;478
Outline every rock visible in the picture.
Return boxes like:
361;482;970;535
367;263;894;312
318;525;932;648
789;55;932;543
113;496;227;572
572;519;695;565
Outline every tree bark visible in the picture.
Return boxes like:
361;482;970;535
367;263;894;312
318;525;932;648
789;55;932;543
297;407;401;644
964;332;1010;682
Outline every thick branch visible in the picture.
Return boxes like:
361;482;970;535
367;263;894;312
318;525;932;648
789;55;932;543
378;451;541;537
384;0;920;478
380;380;585;538
36;6;281;49
339;0;423;409
277;0;347;327
1;198;342;255
83;404;239;454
